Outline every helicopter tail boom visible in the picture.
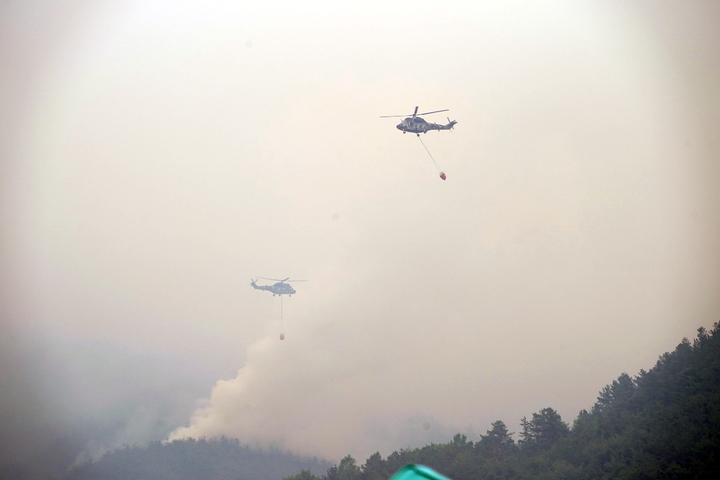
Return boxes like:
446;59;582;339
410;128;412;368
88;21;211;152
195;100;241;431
250;279;269;291
441;119;457;130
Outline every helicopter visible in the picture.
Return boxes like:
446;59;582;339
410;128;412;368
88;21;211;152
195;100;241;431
250;277;306;296
381;106;457;136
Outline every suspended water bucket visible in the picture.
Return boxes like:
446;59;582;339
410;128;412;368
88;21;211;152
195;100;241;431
279;333;285;340
439;172;446;180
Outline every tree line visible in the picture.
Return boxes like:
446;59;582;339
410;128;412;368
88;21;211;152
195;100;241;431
3;322;718;480
286;323;720;480
1;436;330;480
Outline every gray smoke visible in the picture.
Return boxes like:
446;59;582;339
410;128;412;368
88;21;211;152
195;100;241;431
2;0;719;466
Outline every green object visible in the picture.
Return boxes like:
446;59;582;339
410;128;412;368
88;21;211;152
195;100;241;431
387;465;454;480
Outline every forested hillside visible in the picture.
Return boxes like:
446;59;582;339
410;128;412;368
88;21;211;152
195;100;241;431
287;322;720;480
4;323;718;480
61;437;331;480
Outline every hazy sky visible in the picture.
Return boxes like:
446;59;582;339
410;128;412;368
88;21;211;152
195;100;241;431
2;0;719;464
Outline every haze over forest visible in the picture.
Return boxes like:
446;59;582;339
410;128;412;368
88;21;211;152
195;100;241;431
2;0;719;468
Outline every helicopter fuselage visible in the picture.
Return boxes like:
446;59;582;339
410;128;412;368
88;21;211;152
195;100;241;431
251;280;296;296
396;116;457;135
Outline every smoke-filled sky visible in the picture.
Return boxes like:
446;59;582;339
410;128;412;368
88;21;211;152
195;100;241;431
2;0;719;465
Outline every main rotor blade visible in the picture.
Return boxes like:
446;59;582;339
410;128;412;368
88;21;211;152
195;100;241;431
417;109;449;116
257;277;308;283
381;107;449;118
